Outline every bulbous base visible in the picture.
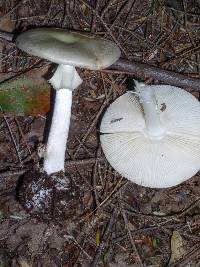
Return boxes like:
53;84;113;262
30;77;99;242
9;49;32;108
18;170;80;221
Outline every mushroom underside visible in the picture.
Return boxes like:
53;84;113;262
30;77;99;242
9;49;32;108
100;86;200;188
100;132;200;188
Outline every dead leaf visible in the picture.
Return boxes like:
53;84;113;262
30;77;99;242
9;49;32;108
18;258;31;267
81;3;90;16
0;65;51;116
169;230;185;264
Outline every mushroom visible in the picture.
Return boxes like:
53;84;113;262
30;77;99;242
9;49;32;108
16;28;120;175
15;28;120;217
100;81;200;188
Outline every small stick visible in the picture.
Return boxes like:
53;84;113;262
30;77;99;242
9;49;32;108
14;117;32;155
0;169;27;178
109;59;200;91
120;191;144;267
90;208;119;267
82;177;125;221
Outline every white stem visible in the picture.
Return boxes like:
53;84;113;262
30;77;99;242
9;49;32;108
44;89;72;174
43;65;82;175
134;80;165;140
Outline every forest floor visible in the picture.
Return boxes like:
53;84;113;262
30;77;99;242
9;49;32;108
1;0;200;266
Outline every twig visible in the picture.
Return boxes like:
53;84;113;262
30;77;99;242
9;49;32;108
0;169;28;178
75;136;94;157
108;0;129;31
120;194;144;267
65;157;105;167
166;6;200;18
65;236;92;260
160;44;200;68
100;0;116;17
0;157;105;178
100;72;109;105
90;0;100;32
112;222;184;244
0;31;14;42
73;76;125;159
146;19;181;62
0;59;44;86
1;0;29;19
110;24;176;57
67;0;76;13
121;196;200;219
73;84;113;158
117;0;137;40
79;0;129;58
82;176;126;221
109;59;200;91
92;146;102;207
3;116;23;167
14;117;32;155
90;208;119;267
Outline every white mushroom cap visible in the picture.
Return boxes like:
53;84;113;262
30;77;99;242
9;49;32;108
15;28;121;70
100;85;200;188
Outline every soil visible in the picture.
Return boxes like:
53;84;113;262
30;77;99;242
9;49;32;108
0;0;200;266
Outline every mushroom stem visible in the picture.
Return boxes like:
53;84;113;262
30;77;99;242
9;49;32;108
134;81;165;140
43;65;82;175
43;89;72;174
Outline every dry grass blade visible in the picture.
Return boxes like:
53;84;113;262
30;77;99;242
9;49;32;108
3;116;23;166
90;208;119;267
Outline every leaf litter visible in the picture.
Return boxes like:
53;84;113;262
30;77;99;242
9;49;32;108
0;0;200;266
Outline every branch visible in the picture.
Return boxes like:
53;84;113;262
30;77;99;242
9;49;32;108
0;30;14;42
0;30;199;91
108;59;200;91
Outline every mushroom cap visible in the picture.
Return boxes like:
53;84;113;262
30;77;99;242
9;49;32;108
100;85;200;188
16;28;121;70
